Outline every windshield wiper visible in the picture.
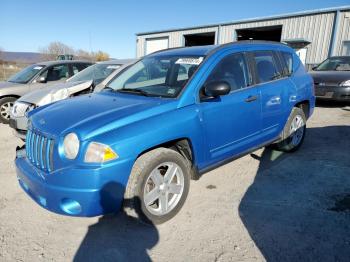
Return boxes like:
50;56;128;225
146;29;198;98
116;88;158;97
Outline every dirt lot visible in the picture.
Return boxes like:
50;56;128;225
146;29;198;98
0;103;349;262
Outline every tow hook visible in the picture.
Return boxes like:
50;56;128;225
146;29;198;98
16;145;26;159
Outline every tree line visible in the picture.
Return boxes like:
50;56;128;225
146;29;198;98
39;41;110;61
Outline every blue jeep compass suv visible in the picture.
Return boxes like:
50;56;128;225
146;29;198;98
15;41;315;224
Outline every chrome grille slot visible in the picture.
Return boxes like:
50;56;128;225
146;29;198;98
32;132;37;164
25;129;54;172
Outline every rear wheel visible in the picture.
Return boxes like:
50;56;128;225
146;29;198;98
123;148;190;224
0;97;16;124
275;107;306;152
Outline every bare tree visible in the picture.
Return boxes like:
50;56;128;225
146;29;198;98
0;46;3;62
76;50;110;61
39;41;75;61
39;42;111;62
75;49;92;60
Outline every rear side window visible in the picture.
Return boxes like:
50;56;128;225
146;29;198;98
72;63;91;75
280;51;293;76
205;53;251;92
252;51;281;83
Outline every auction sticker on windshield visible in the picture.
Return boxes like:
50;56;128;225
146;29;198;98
107;65;121;69
33;66;43;70
175;57;204;65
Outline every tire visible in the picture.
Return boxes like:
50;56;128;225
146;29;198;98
0;97;16;124
275;107;306;152
123;147;191;224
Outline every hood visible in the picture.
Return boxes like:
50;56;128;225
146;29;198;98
309;71;350;85
18;80;92;106
29;91;177;140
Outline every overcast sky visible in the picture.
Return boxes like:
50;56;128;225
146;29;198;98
0;0;349;58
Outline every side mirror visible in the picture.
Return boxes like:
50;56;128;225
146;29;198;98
204;81;231;97
312;66;318;71
36;76;46;83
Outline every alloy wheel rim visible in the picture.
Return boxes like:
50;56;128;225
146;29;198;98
289;115;304;146
0;102;14;120
143;162;184;216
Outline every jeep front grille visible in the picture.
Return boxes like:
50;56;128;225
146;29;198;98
26;130;54;172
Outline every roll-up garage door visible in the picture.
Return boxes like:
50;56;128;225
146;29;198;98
145;37;169;55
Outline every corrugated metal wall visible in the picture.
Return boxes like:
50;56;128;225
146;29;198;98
334;11;350;55
137;10;349;65
219;12;335;65
137;27;218;58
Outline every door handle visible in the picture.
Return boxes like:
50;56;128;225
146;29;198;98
245;95;258;102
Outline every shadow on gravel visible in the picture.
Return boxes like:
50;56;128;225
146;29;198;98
239;126;350;262
74;183;158;262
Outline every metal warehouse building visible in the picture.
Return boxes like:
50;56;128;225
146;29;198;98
136;6;350;69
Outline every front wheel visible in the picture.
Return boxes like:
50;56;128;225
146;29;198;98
0;97;16;124
275;107;306;152
123;148;190;224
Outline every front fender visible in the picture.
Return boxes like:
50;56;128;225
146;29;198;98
88;105;206;170
0;85;29;98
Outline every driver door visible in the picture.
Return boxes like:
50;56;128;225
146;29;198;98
199;52;262;165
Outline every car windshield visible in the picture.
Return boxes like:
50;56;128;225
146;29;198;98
68;63;121;85
8;64;45;83
107;55;204;98
315;57;350;71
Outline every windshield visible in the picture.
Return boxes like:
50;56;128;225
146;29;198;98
8;64;45;83
68;63;121;85
315;57;350;71
107;55;204;98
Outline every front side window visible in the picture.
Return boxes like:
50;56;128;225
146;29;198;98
314;57;350;71
204;53;250;92
68;63;120;85
8;64;45;83
253;51;281;83
107;55;204;98
41;64;69;82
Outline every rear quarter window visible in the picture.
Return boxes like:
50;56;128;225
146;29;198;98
280;51;293;76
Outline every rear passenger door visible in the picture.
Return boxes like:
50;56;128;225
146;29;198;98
251;50;291;141
199;52;262;165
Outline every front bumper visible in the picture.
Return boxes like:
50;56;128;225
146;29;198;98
15;148;134;217
9;115;28;139
315;85;350;101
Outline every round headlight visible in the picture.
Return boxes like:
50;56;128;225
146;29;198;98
63;133;80;159
340;80;350;87
12;102;29;117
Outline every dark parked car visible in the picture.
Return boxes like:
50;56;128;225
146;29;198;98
310;56;350;102
0;60;92;124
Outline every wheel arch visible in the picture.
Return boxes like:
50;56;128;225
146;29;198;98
294;100;310;118
135;137;199;180
0;95;20;100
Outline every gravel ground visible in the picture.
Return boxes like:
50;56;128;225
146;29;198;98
0;103;349;262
